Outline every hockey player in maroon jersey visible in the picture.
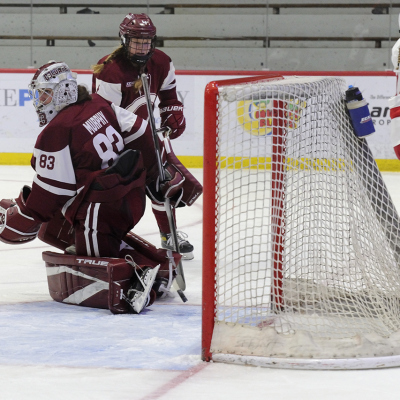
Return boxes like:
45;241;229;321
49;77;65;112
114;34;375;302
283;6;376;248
0;61;188;314
92;13;198;260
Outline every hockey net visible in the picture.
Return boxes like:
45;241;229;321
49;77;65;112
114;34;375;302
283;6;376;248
202;74;400;369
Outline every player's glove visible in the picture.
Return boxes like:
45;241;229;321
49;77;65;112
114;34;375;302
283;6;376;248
0;185;41;244
159;99;186;139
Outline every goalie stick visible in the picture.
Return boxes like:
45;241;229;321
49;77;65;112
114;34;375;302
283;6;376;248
140;72;188;303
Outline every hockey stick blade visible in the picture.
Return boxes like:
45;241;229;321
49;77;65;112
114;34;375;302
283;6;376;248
172;279;188;302
177;289;188;303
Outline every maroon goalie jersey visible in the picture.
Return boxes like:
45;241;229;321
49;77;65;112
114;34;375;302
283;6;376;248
92;49;179;119
25;93;156;224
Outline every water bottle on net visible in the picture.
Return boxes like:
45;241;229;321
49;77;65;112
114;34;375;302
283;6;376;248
345;85;375;138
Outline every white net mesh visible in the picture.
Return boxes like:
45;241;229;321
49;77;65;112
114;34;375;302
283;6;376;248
209;76;400;363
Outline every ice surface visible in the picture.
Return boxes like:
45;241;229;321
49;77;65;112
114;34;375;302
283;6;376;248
1;166;400;400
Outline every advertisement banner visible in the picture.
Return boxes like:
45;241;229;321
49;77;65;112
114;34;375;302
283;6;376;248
0;70;396;165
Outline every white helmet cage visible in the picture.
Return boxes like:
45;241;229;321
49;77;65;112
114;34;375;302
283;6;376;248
28;61;78;127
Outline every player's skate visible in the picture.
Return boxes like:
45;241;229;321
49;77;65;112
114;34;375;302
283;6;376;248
126;259;160;314
161;231;194;260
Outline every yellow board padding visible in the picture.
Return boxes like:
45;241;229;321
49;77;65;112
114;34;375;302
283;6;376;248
1;153;400;172
0;153;32;165
285;157;348;171
219;156;270;170
0;153;204;169
218;156;400;172
175;156;203;169
219;157;348;171
375;159;400;172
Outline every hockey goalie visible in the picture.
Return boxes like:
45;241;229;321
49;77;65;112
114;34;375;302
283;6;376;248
0;60;202;314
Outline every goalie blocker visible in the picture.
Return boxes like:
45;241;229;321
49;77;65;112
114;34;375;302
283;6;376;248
146;136;203;207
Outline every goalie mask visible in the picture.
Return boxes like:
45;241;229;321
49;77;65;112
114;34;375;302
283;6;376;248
119;13;157;67
28;61;78;127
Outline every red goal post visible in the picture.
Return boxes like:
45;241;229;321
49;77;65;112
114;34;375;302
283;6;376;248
202;73;283;362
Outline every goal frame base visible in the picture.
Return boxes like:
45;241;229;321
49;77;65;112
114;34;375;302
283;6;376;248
212;353;400;370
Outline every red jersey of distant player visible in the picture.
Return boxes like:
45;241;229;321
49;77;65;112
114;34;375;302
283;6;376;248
92;49;179;119
25;93;156;225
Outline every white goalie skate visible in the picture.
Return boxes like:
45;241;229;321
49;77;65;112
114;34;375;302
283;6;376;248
125;256;160;314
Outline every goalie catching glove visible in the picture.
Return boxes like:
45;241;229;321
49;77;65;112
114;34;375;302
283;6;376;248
0;186;42;244
159;99;186;139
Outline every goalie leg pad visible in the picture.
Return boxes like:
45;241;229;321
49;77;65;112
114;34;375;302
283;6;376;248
43;251;155;314
120;232;181;280
120;233;180;297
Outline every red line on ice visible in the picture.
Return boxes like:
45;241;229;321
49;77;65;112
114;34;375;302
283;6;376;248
138;362;209;400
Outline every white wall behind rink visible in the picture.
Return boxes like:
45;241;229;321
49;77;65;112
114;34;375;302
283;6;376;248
0;70;397;166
